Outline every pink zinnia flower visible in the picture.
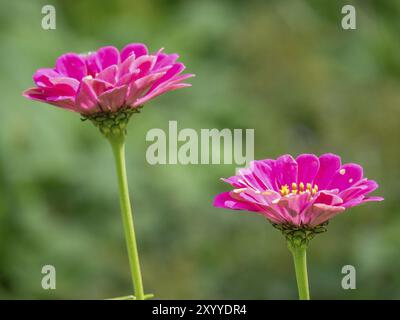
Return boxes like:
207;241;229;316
214;153;383;228
23;43;193;115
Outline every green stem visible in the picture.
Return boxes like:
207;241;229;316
288;242;310;300
108;135;145;300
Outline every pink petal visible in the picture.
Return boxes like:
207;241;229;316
362;196;384;203
340;197;364;208
47;77;80;93
33;68;60;87
313;190;343;206
296;154;320;185
274;154;298;188
75;78;103;113
222;176;246;188
125;72;166;106
96;46;120;70
118;55;157;80
134;83;191;107
276;193;311;225
313;153;341;189
118;54;138;79
236;190;286;223
154;52;180;69
329;163;363;191
135;56;157;78
234;160;278;191
120;43;148;62
56;53;87;80
248;160;277;190
88;78;113;96
23;88;76;111
46;96;76;110
339;179;379;205
23;82;76;99
307;204;345;227
237;189;281;206
98;85;127;112
148;63;185;93
85;52;101;77
213;192;262;212
96;65;118;85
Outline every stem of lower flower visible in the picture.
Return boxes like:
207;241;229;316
288;241;310;300
108;134;145;300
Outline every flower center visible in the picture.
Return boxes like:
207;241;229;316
280;182;318;196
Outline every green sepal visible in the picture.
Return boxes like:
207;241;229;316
272;222;329;249
82;106;143;139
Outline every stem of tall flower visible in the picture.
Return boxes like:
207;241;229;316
288;241;310;300
108;134;145;300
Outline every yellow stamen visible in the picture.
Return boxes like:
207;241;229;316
291;182;298;194
280;184;289;196
278;182;319;197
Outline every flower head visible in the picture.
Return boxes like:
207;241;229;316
214;153;383;230
23;43;193;115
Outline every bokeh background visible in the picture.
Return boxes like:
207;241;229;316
0;0;398;299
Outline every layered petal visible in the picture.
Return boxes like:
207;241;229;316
24;43;193;115
214;153;382;228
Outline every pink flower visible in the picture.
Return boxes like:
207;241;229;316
23;43;194;115
214;154;383;228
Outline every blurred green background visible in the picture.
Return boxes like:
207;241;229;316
0;0;398;299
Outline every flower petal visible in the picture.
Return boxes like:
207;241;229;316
274;154;298;187
134;83;191;107
329;163;363;191
296;154;320;185
154;52;180;69
56;53;87;80
148;63;185;93
125;72;166;106
313;190;343;206
96;65;118;85
314;153;341;189
213;192;262;212
23;88;76;111
33;68;60;87
96;46;120;70
276;193;311;225
307;204;345;227
120;43;148;62
85;52;101;76
75;78;100;113
98;85;127;112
